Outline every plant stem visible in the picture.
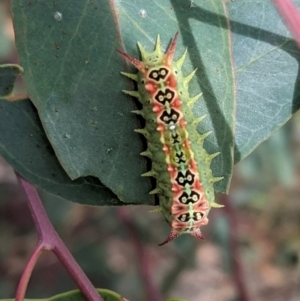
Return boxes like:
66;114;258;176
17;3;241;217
273;0;300;48
15;243;44;301
16;174;104;301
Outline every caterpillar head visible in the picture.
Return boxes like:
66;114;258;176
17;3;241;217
117;32;179;73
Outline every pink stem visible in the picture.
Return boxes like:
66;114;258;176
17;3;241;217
15;243;44;301
273;0;300;48
16;174;104;301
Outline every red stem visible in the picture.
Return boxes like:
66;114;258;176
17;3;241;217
117;208;162;301
16;174;104;301
15;243;44;301
272;0;300;49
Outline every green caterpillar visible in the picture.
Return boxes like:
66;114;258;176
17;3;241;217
118;33;223;245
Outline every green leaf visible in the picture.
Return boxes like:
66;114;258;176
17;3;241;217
6;1;300;204
226;1;300;162
11;0;154;204
1;288;125;301
0;98;125;206
11;0;234;201
0;64;23;97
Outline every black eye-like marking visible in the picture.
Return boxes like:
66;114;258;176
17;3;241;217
178;191;200;204
175;170;195;186
154;88;175;105
178;212;204;222
149;67;169;81
159;109;180;125
178;213;190;222
193;212;204;221
171;133;181;144
174;152;186;164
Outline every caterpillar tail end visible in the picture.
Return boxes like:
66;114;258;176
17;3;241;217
158;229;205;246
158;230;180;246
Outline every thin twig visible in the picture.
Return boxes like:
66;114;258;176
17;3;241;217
15;243;44;301
16;174;103;301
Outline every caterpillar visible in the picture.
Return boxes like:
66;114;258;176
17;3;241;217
118;33;223;245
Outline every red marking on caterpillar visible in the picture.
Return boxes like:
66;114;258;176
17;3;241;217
118;33;224;246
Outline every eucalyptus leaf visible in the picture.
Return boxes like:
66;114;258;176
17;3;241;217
0;98;125;206
3;0;299;205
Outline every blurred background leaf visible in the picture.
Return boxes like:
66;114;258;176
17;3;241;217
1;288;125;301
